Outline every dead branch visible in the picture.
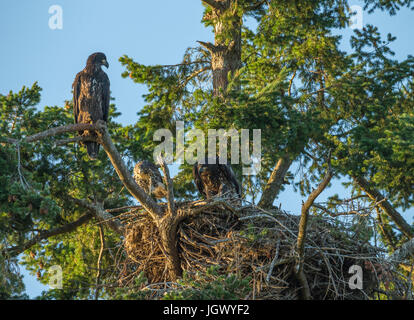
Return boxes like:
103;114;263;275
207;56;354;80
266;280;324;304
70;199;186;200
2;123;101;145
53;136;96;147
106;205;143;213
95;225;105;300
295;160;333;300
197;41;218;53
312;198;385;217
95;121;164;220
266;239;281;283
157;155;176;216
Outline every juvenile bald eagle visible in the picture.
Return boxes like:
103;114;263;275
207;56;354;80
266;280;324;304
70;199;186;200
133;160;167;200
72;52;110;159
193;156;241;199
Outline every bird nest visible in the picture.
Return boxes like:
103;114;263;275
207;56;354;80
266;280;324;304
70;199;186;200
118;198;404;300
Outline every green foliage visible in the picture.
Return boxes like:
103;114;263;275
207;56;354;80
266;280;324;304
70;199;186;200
1;84;131;299
163;267;251;300
1;0;413;299
0;255;28;299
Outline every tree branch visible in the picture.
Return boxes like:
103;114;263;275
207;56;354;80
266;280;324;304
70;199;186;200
5;121;164;221
94;225;105;300
152;60;210;69
179;66;210;88
3;213;93;258
70;197;125;235
389;237;414;263
353;176;414;238
157;156;176;216
53;136;96;147
197;40;217;53
245;0;267;12
201;0;226;10
296;160;333;300
95;121;164;219
16;124;99;144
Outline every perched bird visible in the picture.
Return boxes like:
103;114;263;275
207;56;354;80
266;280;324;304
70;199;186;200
193;156;241;199
72;52;110;159
133;160;167;200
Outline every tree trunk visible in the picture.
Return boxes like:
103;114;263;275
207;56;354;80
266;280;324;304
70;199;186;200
295;163;332;300
200;0;242;96
157;216;182;279
258;154;292;208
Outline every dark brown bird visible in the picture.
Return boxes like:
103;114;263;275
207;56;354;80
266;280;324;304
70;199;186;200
133;160;167;200
193;156;241;199
72;52;110;159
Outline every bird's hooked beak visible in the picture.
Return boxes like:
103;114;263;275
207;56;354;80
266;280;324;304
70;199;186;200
102;59;109;68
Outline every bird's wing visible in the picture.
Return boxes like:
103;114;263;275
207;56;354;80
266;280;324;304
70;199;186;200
220;164;241;197
101;73;110;122
193;164;206;197
148;161;163;184
72;71;82;124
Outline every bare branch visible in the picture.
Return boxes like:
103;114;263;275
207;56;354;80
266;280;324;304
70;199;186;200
312;198;385;217
298;164;333;254
106;205;143;213
2;123;99;145
95;121;164;219
152;60;210;69
94;225;105;300
26;124;99;143
157;156;176;217
53;136;96;147
197;41;217;53
295;159;333;300
4;121;163;220
266;239;281;283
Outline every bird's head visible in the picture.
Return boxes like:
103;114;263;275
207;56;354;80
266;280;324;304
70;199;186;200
86;52;109;69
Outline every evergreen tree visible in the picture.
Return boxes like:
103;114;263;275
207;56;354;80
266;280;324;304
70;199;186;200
1;0;413;299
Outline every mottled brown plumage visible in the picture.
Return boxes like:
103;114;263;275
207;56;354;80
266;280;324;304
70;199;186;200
193;156;241;199
72;52;110;159
133;160;167;200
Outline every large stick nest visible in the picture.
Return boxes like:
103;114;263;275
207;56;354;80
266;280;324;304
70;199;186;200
118;198;405;300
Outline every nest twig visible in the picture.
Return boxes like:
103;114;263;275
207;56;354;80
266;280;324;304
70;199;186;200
119;198;409;300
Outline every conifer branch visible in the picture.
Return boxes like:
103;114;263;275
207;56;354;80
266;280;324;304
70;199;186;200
353;176;414;239
3;213;93;258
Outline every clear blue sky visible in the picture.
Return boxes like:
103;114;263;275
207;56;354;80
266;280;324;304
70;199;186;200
0;0;412;298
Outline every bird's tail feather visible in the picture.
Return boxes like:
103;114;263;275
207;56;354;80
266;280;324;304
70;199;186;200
86;142;100;160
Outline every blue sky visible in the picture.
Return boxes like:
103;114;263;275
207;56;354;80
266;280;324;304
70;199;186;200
0;0;413;298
